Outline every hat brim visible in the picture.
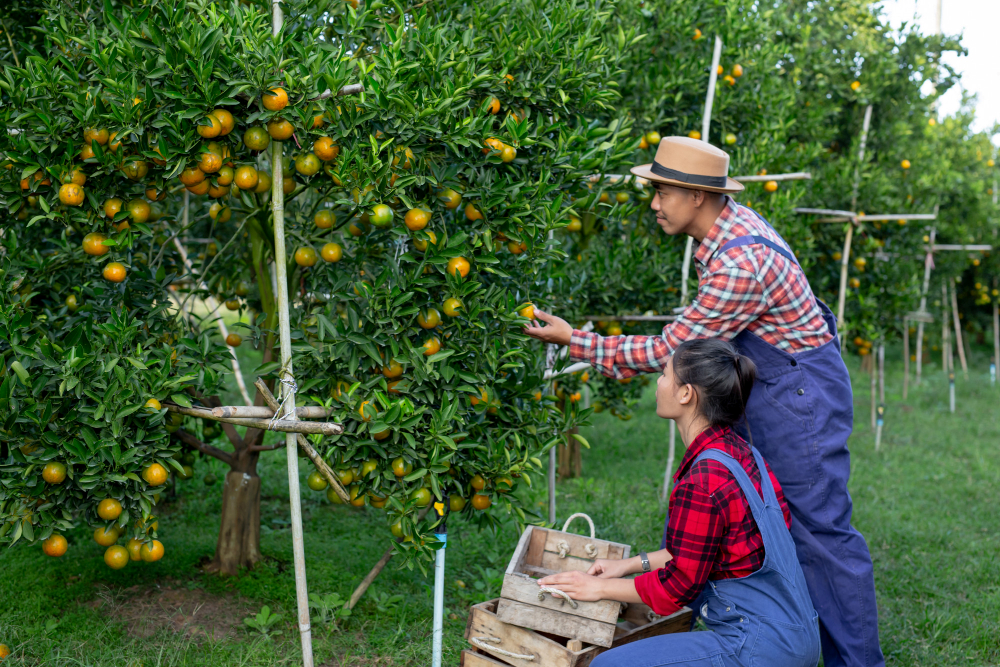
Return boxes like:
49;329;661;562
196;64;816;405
630;164;744;194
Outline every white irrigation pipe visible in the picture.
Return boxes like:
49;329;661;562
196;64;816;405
272;3;313;666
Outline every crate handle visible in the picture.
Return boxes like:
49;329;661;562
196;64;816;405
538;585;580;609
561;512;596;538
470;636;537;661
560;513;598;558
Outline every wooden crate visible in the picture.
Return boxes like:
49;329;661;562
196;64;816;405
497;520;631;647
463;598;692;667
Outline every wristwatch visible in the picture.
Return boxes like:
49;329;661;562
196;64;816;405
639;551;651;573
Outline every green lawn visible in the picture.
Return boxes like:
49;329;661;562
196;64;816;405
2;348;999;666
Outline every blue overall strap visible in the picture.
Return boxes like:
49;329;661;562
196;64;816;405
716;235;798;266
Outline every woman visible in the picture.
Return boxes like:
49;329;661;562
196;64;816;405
538;339;820;667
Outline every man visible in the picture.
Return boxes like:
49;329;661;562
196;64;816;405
525;137;884;667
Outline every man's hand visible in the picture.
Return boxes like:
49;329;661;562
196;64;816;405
537;570;608;602
523;310;573;346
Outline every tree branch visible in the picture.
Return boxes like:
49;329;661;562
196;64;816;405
247;443;285;452
0;18;21;68
175;428;235;466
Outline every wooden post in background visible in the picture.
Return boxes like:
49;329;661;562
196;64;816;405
992;292;999;387
950;283;969;379
836;104;874;338
902;319;910;399
915;228;937;385
942;284;951;377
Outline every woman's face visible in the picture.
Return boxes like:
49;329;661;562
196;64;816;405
656;356;694;419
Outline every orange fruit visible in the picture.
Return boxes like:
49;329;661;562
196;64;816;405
65;295;79;312
42;461;67;484
312;112;326;128
359;400;376;422
442;298;463;317
418;308;441;328
140;539;164;562
370;204;394;228
283;176;296;194
764;180;779;193
314;209;335;229
98;498;123;521
243;126;270;151
197;114;222;138
849;278;861;289
349;485;367;507
208;183;231;199
447;257;471;278
143;463;168;486
392;146;414;169
507;241;527;255
144;398;161;411
84;127;109;145
464;203;484;221
723;75;736;86
500;145;517;163
732;64;744;77
145;186;166;201
226;333;242;347
321;242;343;263
518;304;536;319
179;167;206;186
392;457;413;477
471;493;491;510
82;232;110;256
327;486;345;504
235;165;259;190
487;97;501;114
93;525;120;547
410;488;432;507
405;208;430;231
42;534;68;557
482;137;504;154
850;80;861;91
199;151;222;174
639;136;649;149
295;247;319;267
211;108;235;135
307;471;328;491
901;159;911;170
126;198;150;223
108;132;122;152
295;153;321;176
382;360;403;379
471;474;486;490
225;298;240;310
566;217;582;232
439;188;462;209
104;545;129;570
413;230;437;251
450;495;466;512
615;192;630;204
80;143;97;160
126;537;144;561
422;336;441;356
59;183;84;206
693;28;702;40
103;262;127;283
187;179;210;196
262;87;289;111
122;160;148;181
313;137;340;161
103;198;123;219
267;118;294;140
254;170;272;194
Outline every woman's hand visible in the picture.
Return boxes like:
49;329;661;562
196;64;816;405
588;557;637;579
523;310;573;346
537;570;609;602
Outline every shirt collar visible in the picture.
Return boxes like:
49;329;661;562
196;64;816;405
694;196;740;267
674;424;749;481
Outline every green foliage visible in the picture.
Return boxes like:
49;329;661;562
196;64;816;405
242;604;283;639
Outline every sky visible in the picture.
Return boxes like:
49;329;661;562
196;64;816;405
877;0;999;138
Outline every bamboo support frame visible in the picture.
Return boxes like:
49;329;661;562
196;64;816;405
915;229;937;385
875;342;885;450
164;402;343;435
942;284;950;378
253;379;350;504
212;405;332;419
950;283;969;378
902;320;910;399
346;506;432;609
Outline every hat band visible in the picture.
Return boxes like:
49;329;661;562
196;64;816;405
650;160;728;188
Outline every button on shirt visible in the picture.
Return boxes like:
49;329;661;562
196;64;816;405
569;197;833;378
633;426;793;616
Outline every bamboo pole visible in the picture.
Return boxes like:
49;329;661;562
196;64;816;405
660;421;677;503
212;406;332;419
950;283;969;378
271;3;312;665
836;105;873;336
993;294;999;388
869;347;877;430
164;403;342;435
902;319;910;399
941;284;950;377
915;229;937;385
347;506;432;609
875;342;885;450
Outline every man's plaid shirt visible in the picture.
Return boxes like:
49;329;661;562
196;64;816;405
569;197;833;376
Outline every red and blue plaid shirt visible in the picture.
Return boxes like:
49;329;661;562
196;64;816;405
569;197;832;377
633;426;792;616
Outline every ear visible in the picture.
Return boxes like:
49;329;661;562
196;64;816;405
690;189;706;207
677;383;695;406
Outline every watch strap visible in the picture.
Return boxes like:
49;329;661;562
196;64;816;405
639;551;651;573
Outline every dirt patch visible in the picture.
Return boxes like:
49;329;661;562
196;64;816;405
88;579;255;641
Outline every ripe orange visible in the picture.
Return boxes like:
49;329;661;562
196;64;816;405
122;160;148;181
197;114;222;138
104;545;129;570
901;159;911;170
235;165;259;190
103;198;123;219
447;257;471;278
187;179;210;196
405;208;430;231
486;97;501;114
313;137;340;161
262;87;289;111
295;153;321;176
267;118;294;140
500;145;517;163
179;167;206;186
98;498;123;521
764;180;779;193
209;183;231;199
442;298;463;317
422;336;441;356
321;242;343;263
283;176;296;194
849;278;861;289
850;80;861;91
483;137;504;154
80;144;96;160
254;170;272;194
507;241;527;254
566;217;582;232
464;203;484;221
84;127;109;145
470;474;486;490
126;537;144;561
693;28;702;40
606;324;623;336
732;64;744;77
450;495;466;512
688;130;702;140
199;151;222;174
226;333;242;347
349;485;367;507
59;183;84;206
145;186;166;201
140;539;164;562
418;308;442;328
518;304;536;319
211;108;235;135
94;526;120;547
359;400;376;422
392;457;413;477
144;398;161;411
209;202;231;222
143;462;168;486
243;126;270;151
439;188;462;209
103;262;127;283
126;198;150;223
723;75;736;86
43;533;68;557
471;494;491;510
108;132;122;153
312;112;326;128
295;247;319;267
382;360;404;379
639;136;649;149
370;204;394;228
413;230;437;251
42;461;67;484
392;146;414;169
83;232;110;256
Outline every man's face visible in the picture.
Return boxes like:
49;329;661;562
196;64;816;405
650;184;698;236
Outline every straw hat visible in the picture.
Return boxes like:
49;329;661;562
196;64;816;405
630;136;744;194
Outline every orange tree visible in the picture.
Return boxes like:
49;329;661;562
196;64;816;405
0;0;642;572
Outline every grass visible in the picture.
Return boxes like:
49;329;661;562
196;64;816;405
2;347;999;666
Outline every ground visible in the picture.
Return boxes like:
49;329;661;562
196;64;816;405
1;348;999;666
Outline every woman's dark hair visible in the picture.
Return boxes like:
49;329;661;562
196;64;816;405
671;339;756;428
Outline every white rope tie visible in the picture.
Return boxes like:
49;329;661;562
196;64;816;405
557;541;570;558
646;609;659;623
267;373;298;431
537;585;579;609
560;513;599;558
470;636;536;661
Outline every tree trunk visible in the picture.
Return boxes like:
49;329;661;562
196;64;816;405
205;469;262;576
558;427;582;479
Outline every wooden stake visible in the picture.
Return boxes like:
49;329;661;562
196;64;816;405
212;406;332;419
875;343;885;450
164;403;343;435
993;293;999;387
837;105;874;336
915;228;937;385
660;421;677;504
950;283;969;378
347;506;432;610
902;320;910;399
942;284;951;377
869;347;877;430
